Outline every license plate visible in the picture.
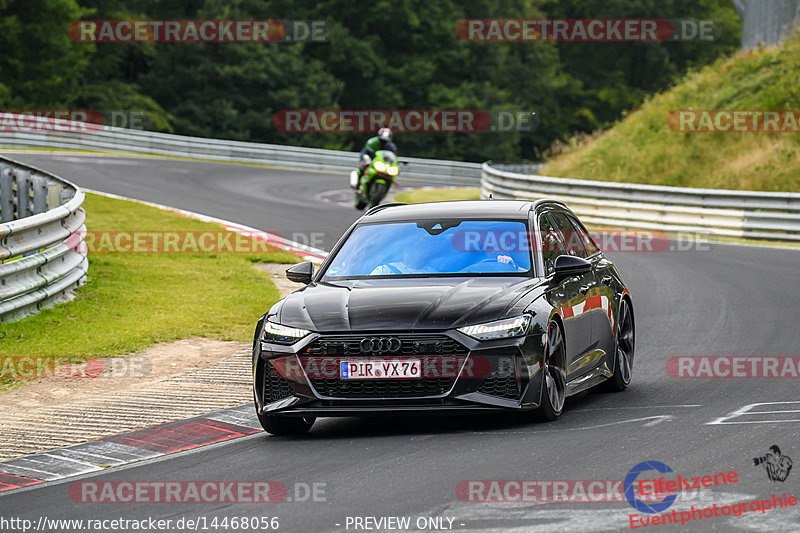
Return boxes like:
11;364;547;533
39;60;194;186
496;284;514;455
340;359;421;379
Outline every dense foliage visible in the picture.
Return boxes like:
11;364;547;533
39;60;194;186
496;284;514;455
0;0;741;161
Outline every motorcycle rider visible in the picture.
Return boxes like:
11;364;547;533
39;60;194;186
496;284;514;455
351;127;397;190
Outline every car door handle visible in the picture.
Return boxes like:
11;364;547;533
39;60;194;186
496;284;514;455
601;276;613;285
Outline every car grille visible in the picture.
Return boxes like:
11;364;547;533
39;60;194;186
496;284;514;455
477;371;520;400
305;335;468;357
301;335;468;398
263;359;294;403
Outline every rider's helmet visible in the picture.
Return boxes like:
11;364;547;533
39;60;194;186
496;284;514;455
377;128;392;143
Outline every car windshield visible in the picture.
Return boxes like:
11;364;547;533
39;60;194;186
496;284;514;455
323;220;532;278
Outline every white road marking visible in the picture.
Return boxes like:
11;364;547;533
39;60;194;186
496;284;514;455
573;404;701;411
315;186;415;208
560;415;674;430
474;415;674;435
708;401;800;425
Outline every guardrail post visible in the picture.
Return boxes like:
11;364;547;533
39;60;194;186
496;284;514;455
46;183;62;209
0;163;13;223
15;168;31;219
32;174;47;214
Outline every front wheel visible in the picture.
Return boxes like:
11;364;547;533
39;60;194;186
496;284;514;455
256;410;315;436
601;298;635;392
368;181;390;208
534;321;567;421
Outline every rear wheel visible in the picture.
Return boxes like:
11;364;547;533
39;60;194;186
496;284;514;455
602;298;635;392
535;321;567;421
256;409;315;436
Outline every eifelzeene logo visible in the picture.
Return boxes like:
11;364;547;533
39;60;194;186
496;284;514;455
753;445;793;482
624;461;678;514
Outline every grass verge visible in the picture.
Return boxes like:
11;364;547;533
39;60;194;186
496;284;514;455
541;33;800;192
0;192;298;389
394;187;480;204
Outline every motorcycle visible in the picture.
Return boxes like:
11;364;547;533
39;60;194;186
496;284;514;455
349;150;400;210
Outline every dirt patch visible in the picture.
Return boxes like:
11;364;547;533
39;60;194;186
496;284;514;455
0;338;249;414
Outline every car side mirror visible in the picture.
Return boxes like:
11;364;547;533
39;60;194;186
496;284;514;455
553;255;591;280
286;261;314;284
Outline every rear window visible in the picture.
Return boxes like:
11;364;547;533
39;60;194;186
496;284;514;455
323;220;533;278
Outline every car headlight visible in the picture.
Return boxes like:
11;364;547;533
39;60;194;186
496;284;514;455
262;320;311;344
387;166;399;176
458;315;531;341
373;161;387;172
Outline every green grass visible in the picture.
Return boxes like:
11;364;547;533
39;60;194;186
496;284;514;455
394;187;480;203
0;192;298;387
541;33;800;192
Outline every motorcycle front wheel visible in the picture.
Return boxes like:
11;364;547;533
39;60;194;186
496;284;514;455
368;181;390;208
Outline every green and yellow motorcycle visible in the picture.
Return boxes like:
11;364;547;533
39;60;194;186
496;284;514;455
349;150;400;210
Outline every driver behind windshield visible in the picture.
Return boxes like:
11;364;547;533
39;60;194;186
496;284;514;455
370;236;436;275
369;234;519;275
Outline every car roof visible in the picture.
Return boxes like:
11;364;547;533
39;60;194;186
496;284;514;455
361;200;562;222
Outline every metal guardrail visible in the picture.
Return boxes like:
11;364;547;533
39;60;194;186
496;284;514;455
0;115;481;186
0;157;87;322
482;162;800;242
735;0;800;50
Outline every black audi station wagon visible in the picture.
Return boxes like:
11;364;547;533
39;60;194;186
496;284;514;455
253;200;634;435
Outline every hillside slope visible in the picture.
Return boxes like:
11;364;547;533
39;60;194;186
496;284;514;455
541;33;800;192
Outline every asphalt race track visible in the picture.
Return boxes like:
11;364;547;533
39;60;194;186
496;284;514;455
3;153;800;532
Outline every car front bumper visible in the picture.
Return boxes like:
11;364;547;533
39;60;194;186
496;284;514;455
253;330;546;416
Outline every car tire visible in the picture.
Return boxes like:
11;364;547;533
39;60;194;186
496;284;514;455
257;411;315;436
535;321;567;422
601;297;635;392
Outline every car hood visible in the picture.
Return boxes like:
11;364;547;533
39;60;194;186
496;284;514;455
274;277;545;332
